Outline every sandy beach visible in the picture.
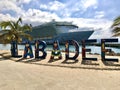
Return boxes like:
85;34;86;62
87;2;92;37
0;50;120;90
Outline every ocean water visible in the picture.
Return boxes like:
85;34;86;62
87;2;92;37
0;44;120;54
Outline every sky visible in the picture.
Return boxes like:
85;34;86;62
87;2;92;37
0;0;120;39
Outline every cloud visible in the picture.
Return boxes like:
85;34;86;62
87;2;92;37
39;0;98;18
39;4;48;10
21;9;60;26
94;11;105;19
0;0;23;15
81;0;98;11
40;1;65;11
0;14;16;21
61;17;112;29
39;1;73;17
16;0;32;4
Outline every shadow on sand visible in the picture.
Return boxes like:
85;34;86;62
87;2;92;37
62;59;79;64
0;52;12;61
48;58;62;63
12;58;120;71
81;60;99;66
16;58;45;63
0;52;120;71
21;61;120;71
102;60;120;66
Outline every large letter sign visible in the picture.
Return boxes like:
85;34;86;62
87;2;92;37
82;39;97;61
11;41;22;57
65;40;79;60
50;40;62;60
101;39;118;62
23;41;34;58
11;41;18;57
35;40;47;59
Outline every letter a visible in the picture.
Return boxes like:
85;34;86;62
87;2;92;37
23;41;34;58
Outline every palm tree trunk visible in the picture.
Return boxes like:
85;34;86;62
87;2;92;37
11;41;18;57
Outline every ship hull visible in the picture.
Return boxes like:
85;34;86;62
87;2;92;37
41;30;94;44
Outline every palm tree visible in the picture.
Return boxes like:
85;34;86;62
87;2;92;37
111;16;120;36
0;17;33;57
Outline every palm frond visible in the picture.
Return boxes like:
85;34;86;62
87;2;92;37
111;16;120;37
0;29;10;34
0;32;14;44
0;17;33;44
111;16;120;27
0;21;15;30
112;27;120;33
12;21;18;30
16;17;22;25
112;33;120;37
15;18;22;30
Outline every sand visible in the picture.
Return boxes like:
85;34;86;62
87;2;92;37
0;50;120;90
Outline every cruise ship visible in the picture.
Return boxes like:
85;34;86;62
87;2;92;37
28;20;94;44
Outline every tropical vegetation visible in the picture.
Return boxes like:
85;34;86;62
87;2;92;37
111;16;120;36
0;17;33;57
